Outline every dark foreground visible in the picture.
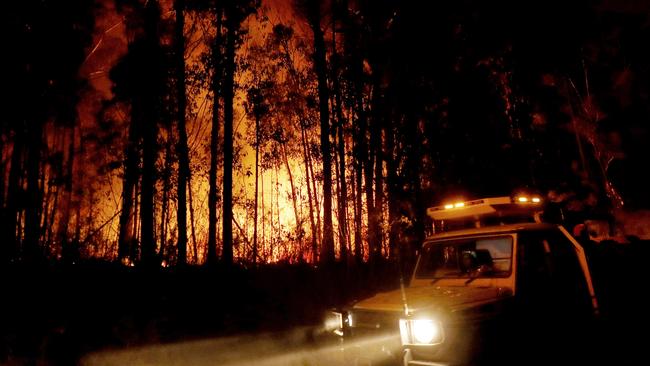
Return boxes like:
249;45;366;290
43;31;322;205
1;261;399;365
1;240;650;366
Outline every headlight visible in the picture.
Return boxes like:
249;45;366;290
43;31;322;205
324;310;351;336
400;318;444;345
413;319;440;343
324;311;343;331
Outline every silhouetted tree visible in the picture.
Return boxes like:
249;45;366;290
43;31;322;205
175;0;190;266
112;0;165;266
207;5;223;265
295;0;335;265
4;0;93;263
221;0;260;265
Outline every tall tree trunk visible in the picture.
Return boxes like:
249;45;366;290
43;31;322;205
39;146;49;244
84;187;95;248
269;166;274;258
372;82;384;261
339;0;363;264
187;175;198;263
307;2;335;265
362;98;376;263
45;132;62;251
306;128;322;254
300;124;318;263
160;129;173;261
278;35;319;262
139;0;162;267
282;143;302;242
46;186;60;251
253;113;259;265
275;164;281;251
366;76;384;264
331;17;348;263
23;120;43;262
336;112;349;261
221;10;236;265
352;139;363;263
118;117;138;262
58;126;76;262
260;167;265;262
73;132;83;247
133;176;140;255
207;9;222;265
175;0;189;266
386;118;399;259
140;117;156;267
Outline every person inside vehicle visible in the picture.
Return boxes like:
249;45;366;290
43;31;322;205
474;249;494;275
461;249;494;276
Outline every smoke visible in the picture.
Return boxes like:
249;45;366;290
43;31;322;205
81;327;401;366
79;0;128;101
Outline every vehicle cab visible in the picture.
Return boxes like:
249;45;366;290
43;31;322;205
325;196;599;366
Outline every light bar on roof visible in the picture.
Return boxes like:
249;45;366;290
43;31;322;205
427;196;542;221
516;195;542;204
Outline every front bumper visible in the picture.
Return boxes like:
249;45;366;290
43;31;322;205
324;327;402;365
403;349;450;366
352;329;402;363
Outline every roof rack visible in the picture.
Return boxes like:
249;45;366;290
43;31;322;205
427;196;543;226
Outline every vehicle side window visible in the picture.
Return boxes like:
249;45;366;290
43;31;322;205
516;233;552;296
517;230;591;314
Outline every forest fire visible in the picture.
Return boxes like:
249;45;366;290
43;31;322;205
3;0;650;365
10;0;645;267
59;0;372;265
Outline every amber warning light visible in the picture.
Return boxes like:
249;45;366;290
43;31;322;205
427;196;543;221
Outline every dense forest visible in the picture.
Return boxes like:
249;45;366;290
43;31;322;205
4;0;650;268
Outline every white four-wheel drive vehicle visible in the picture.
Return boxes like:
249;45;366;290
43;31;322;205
325;196;599;366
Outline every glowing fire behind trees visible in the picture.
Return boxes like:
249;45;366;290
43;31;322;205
4;0;649;266
8;0;382;265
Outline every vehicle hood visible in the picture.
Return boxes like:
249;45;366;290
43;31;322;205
352;285;504;314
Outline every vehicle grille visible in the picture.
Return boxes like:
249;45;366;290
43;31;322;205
350;309;401;331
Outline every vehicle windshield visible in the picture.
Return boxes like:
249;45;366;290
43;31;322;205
416;235;513;279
